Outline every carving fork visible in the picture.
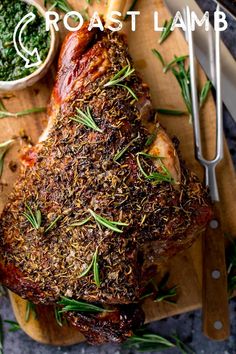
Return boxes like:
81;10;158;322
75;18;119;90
185;4;230;340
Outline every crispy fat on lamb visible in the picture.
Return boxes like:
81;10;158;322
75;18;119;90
0;25;212;344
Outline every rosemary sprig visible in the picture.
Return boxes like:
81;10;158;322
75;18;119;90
163;55;189;73
45;215;61;233
200;80;212;108
145;133;156;147
54;307;63;327
151;49;166;67
58;296;112;313
93;247;100;287
124;0;138;20
156;108;186;116
4;320;20;332
79;247;100;287
123;329;194;353
88;209;129;233
172;334;195;354
22;204;42;230
70;107;102;133
154;273;178;304
70;216;92;227
113;134;140;162
0;106;46;119
136;153;173;184
140;274;178;304
123;331;175;351
104;65;138;100
25;301;37;322
159;18;173;44
0;140;14;178
44;0;73;13
172;61;193;117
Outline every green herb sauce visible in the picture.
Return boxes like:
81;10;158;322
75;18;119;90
0;0;50;81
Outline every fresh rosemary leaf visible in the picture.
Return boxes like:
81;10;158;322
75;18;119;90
104;65;137;100
199;80;212;108
78;247;100;287
159;18;173;44
172;64;193;117
70;107;102;133
79;249;96;279
154;285;178;304
123;332;175;351
152;49;165;67
0;139;14;178
93;247;100;287
0;107;46;119
156;108;186;116
136;153;173;184
23;204;42;230
44;0;73;13
163;55;189;73
54;307;63;327
45;215;61;233
25;301;37;322
58;296;112;313
116;83;138;101
88;209;129;233
113;135;140;162
70;216;92;227
4;320;21;332
172;334;195;354
145;133;156;147
124;0;138;20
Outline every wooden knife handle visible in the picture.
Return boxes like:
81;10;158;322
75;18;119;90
202;202;230;340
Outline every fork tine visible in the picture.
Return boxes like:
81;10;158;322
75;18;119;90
185;5;223;202
186;6;202;161
215;3;224;161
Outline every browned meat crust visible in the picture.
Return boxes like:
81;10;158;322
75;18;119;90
0;25;212;343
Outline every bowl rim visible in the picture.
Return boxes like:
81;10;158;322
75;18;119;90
0;0;56;85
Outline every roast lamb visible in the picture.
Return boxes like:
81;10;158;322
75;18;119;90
0;25;212;344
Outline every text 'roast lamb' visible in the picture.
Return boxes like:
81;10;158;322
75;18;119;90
0;25;212;344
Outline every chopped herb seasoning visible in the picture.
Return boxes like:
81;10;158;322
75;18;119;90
0;0;50;81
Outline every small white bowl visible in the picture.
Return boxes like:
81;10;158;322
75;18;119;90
0;0;57;91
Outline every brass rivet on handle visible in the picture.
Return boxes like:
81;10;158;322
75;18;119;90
210;219;219;229
214;321;223;330
212;270;221;279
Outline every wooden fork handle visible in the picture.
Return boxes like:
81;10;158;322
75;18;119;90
202;202;230;340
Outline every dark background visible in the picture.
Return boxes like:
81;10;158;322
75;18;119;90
1;0;236;353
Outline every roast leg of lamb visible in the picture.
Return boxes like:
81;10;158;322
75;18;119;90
0;25;212;344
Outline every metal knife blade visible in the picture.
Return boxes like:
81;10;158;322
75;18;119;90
164;0;236;123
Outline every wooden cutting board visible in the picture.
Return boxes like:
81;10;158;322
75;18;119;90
1;0;236;346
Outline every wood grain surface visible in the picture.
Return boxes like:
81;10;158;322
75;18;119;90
0;0;236;346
